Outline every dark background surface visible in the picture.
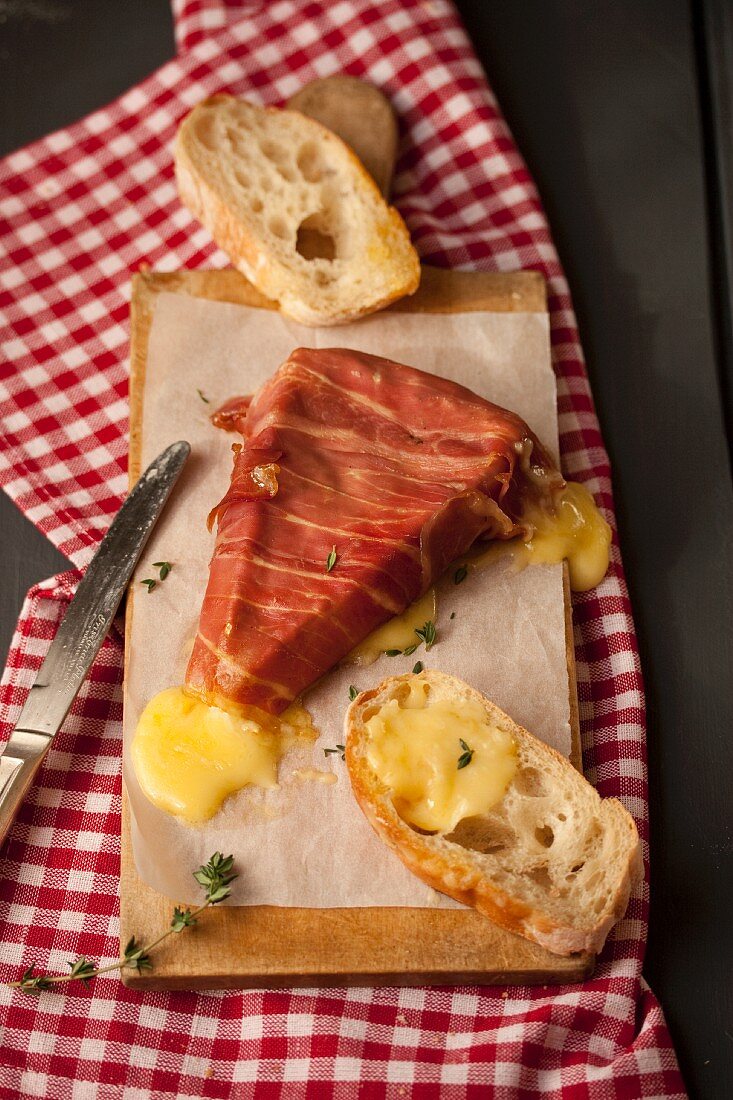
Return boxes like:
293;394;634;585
1;2;732;1096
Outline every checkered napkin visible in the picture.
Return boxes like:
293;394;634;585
0;0;685;1095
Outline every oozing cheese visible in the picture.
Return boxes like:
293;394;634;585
131;686;314;823
364;678;517;834
347;588;437;666
524;481;612;590
475;481;611;592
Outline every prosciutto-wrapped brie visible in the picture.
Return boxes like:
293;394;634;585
185;348;563;714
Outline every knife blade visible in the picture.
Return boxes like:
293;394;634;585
0;439;190;849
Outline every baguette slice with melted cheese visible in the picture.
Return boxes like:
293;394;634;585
174;95;420;325
345;671;641;956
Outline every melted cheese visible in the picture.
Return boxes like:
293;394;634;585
131;686;315;823
475;481;611;592
364;679;517;834
346;588;436;666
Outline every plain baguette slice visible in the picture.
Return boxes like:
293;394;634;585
174;95;420;325
345;671;642;956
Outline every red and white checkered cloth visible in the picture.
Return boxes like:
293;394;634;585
0;0;685;1095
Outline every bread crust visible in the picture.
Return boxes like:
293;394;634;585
345;671;642;957
174;96;420;326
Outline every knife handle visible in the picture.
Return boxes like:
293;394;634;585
0;731;52;850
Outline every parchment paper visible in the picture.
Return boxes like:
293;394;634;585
123;293;570;906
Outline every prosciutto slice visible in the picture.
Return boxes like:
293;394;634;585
185;348;563;714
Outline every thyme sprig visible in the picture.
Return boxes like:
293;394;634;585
6;853;237;994
414;620;436;651
383;619;437;659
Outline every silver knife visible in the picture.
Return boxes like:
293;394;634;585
0;440;190;849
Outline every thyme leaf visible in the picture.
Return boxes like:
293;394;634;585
193;852;237;905
18;967;52;994
67;957;96;986
457;738;474;770
171;906;197;933
122;936;152;973
141;561;172;591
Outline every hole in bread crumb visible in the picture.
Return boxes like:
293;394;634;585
392;684;410;707
225;127;248;158
314;271;334;286
446;816;514;855
361;706;380;722
585;869;603;891
528;865;552;889
565;861;585;881
260;139;287;163
234;170;250;189
268;216;290;240
513;767;547;798
534;825;554;848
194;112;218;151
250;197;264;213
296;215;336;261
297;142;323;182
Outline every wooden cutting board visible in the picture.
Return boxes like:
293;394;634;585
121;263;591;990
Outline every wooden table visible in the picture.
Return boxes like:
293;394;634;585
1;2;731;1094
